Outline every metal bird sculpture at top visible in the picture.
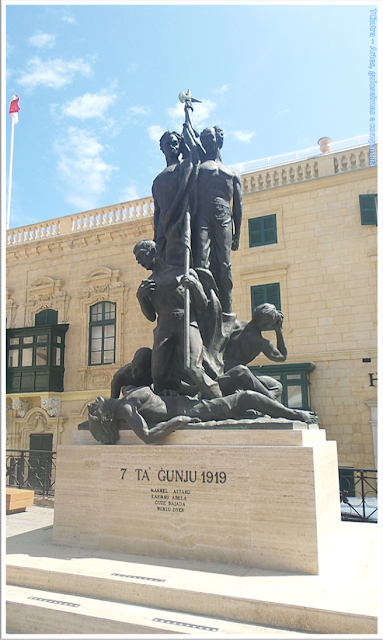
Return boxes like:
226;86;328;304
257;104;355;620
178;89;202;128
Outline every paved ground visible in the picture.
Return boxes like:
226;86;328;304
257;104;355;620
6;505;54;538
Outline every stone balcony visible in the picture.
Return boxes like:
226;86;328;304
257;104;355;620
6;137;377;247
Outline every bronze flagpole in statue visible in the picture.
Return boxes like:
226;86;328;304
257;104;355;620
178;89;202;370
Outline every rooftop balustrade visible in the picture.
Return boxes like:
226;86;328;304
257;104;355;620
6;136;377;246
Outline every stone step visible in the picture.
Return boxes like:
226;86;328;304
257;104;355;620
6;509;378;635
7;544;377;636
6;585;302;635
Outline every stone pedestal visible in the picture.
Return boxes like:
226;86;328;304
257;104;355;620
53;423;341;575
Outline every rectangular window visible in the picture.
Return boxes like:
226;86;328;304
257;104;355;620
103;324;115;363
249;214;277;247
8;350;19;368
91;305;104;322
6;325;69;393
89;301;116;366
22;348;33;367
249;362;315;411
287;385;303;408
104;302;116;320
52;347;61;366
359;194;377;225
90;323;103;364
36;347;48;366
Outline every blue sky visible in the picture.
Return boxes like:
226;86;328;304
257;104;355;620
3;1;378;229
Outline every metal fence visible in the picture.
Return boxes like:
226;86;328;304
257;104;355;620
339;467;377;523
6;449;56;497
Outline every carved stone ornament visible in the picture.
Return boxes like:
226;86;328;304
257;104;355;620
31;412;48;432
12;399;32;418
41;397;61;417
24;277;70;326
6;288;18;328
90;371;111;389
79;267;126;304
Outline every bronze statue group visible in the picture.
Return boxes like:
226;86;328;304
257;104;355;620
87;92;317;444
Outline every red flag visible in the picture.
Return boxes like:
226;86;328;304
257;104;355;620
9;95;20;123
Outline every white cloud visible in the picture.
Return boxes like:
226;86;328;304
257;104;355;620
128;106;151;116
232;130;255;144
166;102;184;124
54;127;117;210
167;99;216;131
213;84;229;94
119;185;139;202
28;33;56;49
148;125;165;143
61;14;76;24
277;109;290;115
18;57;92;89
62;91;117;119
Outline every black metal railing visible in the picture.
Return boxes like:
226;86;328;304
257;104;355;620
339;467;377;523
6;449;56;497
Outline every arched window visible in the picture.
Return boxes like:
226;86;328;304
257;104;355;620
35;309;59;326
89;301;116;365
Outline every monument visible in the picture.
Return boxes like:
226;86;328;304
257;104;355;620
53;90;341;576
85;89;317;440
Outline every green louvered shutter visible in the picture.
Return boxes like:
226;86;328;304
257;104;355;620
249;217;262;246
359;194;377;225
248;214;277;247
263;214;277;244
35;309;58;326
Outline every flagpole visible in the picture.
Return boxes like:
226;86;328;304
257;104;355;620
6;115;16;231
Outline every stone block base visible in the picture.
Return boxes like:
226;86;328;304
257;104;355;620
53;426;341;575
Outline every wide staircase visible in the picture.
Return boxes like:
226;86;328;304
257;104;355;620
6;507;378;635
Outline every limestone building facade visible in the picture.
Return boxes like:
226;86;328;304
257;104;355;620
5;137;378;472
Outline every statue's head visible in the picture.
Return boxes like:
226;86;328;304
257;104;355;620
131;347;152;380
133;240;157;270
159;131;181;160
252;303;280;330
87;396;120;445
200;126;224;155
88;396;112;423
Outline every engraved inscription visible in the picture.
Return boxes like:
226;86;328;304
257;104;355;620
151;487;189;512
119;467;227;515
